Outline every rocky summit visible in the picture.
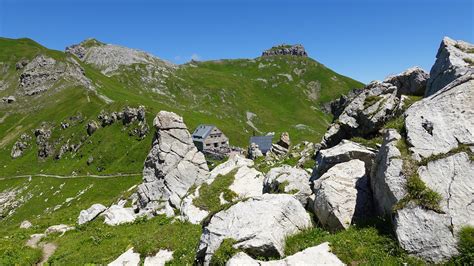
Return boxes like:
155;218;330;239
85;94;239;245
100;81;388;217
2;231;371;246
262;44;308;57
0;35;473;266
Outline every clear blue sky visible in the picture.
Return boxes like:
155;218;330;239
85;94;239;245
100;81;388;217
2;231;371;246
1;0;472;83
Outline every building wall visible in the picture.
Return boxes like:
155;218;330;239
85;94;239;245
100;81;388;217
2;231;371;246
203;127;229;150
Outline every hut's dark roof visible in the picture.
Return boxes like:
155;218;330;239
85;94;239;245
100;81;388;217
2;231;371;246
250;135;273;153
192;125;215;143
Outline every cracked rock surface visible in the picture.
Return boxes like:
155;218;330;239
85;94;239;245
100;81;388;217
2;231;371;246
426;37;474;96
136;111;209;216
196;194;312;265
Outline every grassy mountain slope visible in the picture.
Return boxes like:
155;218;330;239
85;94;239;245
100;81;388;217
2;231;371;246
0;37;363;177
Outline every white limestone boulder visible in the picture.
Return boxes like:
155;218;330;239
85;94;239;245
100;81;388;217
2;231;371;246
263;165;312;206
78;203;107;225
315;140;376;176
144;250;174;266
229;166;264;198
197;194;312;265
313;159;372;231
102;205;136;226
108;248;140;266
226;242;345;266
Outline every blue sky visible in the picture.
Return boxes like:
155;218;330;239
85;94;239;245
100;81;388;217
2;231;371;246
1;0;472;83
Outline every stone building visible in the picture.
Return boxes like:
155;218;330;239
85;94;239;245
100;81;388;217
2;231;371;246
192;125;229;152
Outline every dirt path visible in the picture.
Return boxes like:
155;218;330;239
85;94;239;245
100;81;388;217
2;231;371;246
38;243;57;266
0;173;141;180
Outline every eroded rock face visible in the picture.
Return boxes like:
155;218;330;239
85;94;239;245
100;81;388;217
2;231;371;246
395;152;474;263
19;54;92;95
66;39;174;76
405;75;474;159
263;165;311;206
197;194;312;265
136;111;209;216
11;133;31;158
315;140;376;176
226;242;344;266
262;44;308;57
426;37;474;96
313;159;372;231
321;82;402;148
248;143;263;160
370;129;407;216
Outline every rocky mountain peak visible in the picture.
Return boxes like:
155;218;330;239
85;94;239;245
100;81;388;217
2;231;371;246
262;44;308;57
65;38;174;75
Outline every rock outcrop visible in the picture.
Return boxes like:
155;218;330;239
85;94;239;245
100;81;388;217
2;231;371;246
313;159;372;231
66;38;174;76
226;242;344;266
19;54;92;95
197;194;312;265
321;66;429;148
425;37;474;96
11;133;31;158
136;111;209;216
321;82;402;148
370;129;406;216
263;165;312;206
34;127;53;158
262;44;308;57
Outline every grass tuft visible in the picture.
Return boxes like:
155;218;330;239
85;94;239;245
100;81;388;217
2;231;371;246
363;95;382;109
193;170;238;212
210;238;239;265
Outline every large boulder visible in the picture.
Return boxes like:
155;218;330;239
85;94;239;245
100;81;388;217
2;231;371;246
102;205;136;226
226;242;344;266
197;194;312;265
370;129;407;216
78;203;107;225
263;165;312;206
405;75;474;159
315;140;376;176
394;152;474;263
313;159;372;231
136;111;209;216
426;37;474;96
229;166;264;198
